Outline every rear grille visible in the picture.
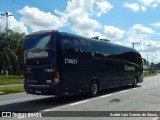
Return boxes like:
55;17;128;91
26;58;52;66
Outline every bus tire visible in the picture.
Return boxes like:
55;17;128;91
132;78;137;87
89;80;99;97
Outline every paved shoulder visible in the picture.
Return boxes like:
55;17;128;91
0;84;23;88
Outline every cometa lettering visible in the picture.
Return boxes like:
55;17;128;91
125;65;135;71
27;51;48;58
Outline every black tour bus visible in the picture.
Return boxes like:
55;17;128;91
23;30;143;96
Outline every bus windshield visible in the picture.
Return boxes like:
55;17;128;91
24;32;55;50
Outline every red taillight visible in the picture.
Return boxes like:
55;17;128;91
51;67;60;85
52;30;56;32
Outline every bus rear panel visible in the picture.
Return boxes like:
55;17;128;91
24;31;63;95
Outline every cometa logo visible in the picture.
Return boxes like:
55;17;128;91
27;51;48;58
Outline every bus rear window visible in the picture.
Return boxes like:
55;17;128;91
24;33;55;50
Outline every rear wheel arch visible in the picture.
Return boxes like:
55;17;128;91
89;79;100;97
132;76;138;87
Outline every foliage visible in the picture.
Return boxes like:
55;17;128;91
0;85;24;95
0;30;26;76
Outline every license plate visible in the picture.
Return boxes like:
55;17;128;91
35;90;41;94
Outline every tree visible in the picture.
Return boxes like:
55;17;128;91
0;30;26;76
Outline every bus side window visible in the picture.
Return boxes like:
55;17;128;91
62;36;77;57
62;35;92;58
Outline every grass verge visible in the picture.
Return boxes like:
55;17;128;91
0;79;23;85
144;73;157;77
0;85;24;96
0;75;23;85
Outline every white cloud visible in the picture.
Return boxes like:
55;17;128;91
123;2;140;12
138;0;160;7
103;26;125;40
138;40;160;63
55;0;112;37
65;0;102;28
138;40;160;52
141;6;147;12
122;23;160;63
131;24;156;34
126;32;148;44
124;0;160;12
124;24;158;47
151;22;160;27
19;6;67;32
0;15;28;33
96;0;113;17
18;0;113;37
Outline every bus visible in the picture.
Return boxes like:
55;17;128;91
23;30;143;96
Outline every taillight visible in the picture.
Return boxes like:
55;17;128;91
51;67;60;85
52;30;56;32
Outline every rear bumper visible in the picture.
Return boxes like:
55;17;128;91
24;83;61;95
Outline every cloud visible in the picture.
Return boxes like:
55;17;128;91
124;24;158;46
56;0;114;37
19;6;67;32
0;14;28;33
18;0;113;37
131;24;156;34
63;0;103;37
121;23;160;62
138;40;160;52
103;26;125;40
124;0;160;12
123;2;141;12
151;22;160;27
138;0;160;8
96;0;113;17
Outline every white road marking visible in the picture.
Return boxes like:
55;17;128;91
152;117;159;120
119;89;130;93
144;82;160;87
132;87;139;90
43;109;51;111
70;100;89;106
100;94;112;98
153;82;160;85
0;97;34;104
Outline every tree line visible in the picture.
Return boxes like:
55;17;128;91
0;30;26;76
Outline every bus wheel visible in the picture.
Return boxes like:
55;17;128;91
89;81;99;97
132;78;137;87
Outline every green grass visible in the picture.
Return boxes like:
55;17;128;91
0;75;23;79
144;73;157;77
0;79;23;85
0;75;23;85
0;85;24;95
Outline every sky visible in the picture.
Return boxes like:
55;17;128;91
0;0;160;64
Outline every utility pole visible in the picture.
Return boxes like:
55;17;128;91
1;12;13;35
0;26;1;33
131;42;140;48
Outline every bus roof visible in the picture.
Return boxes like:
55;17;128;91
26;30;138;54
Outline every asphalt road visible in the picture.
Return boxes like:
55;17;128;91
0;74;160;120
